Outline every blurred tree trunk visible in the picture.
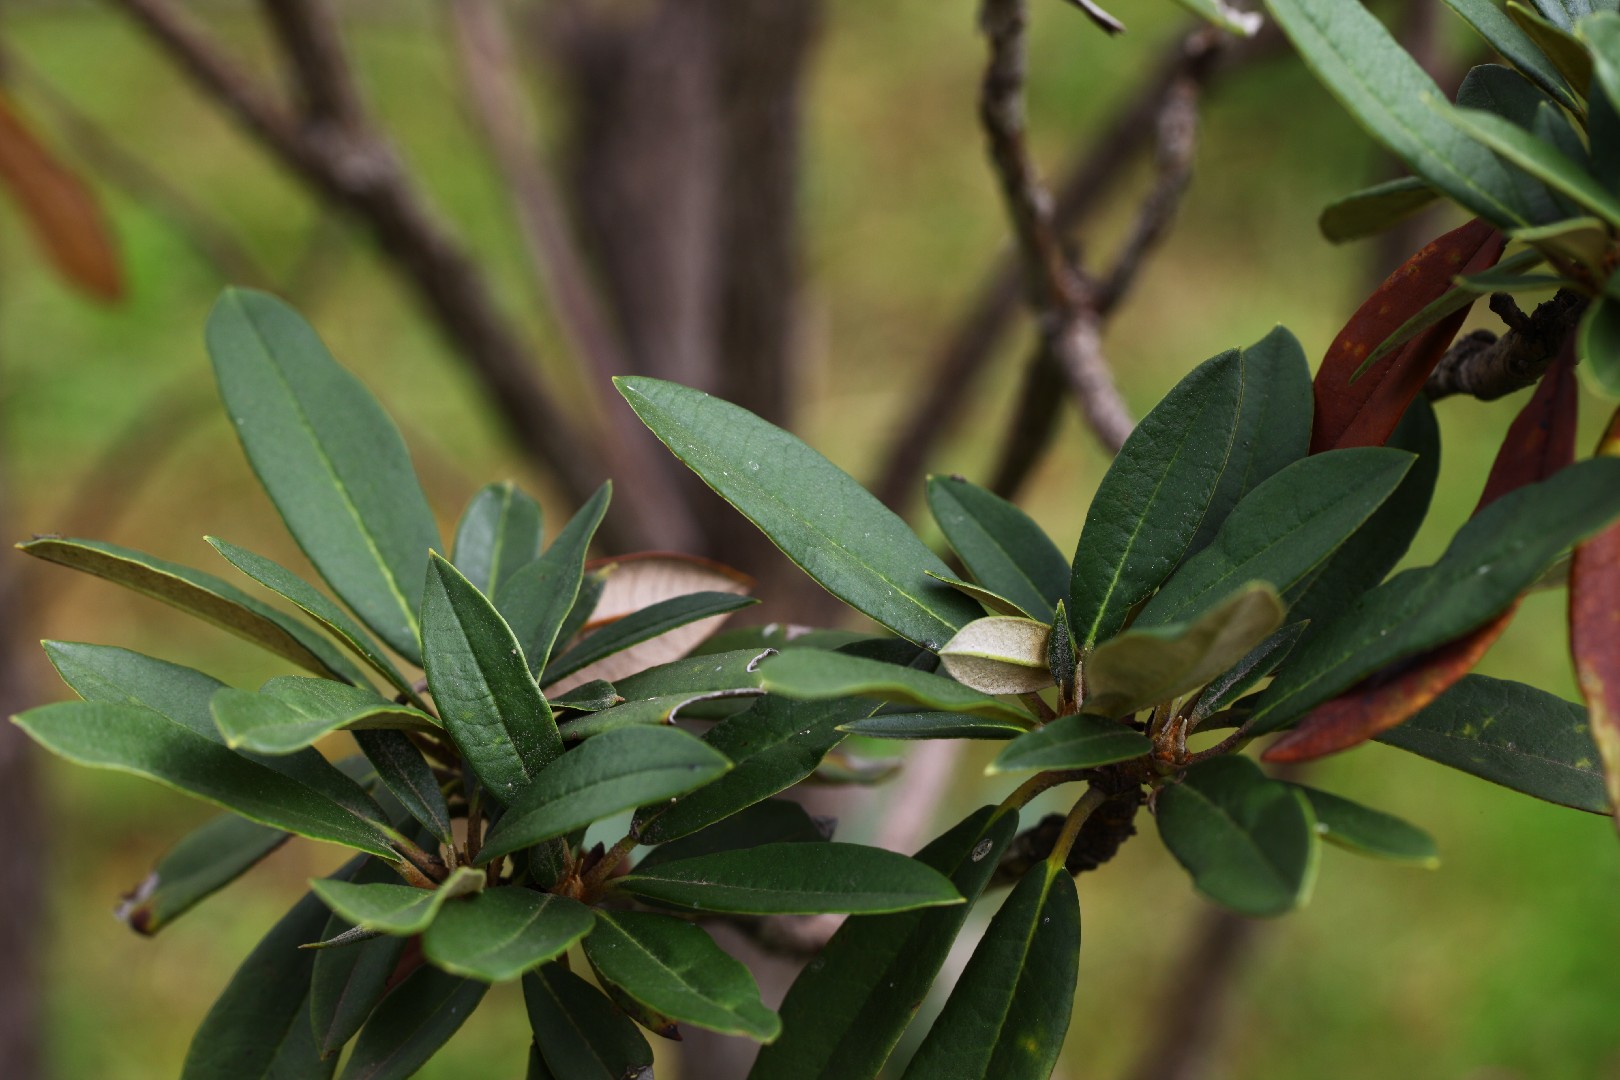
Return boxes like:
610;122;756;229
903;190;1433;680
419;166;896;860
0;569;41;1080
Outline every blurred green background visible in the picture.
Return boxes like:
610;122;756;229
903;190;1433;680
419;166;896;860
3;2;1619;1078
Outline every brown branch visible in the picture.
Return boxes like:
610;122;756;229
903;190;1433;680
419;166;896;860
1424;290;1584;402
102;0;657;549
258;0;365;129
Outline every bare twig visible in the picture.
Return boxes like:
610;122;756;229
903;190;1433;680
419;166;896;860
1424;290;1585;402
258;0;365;129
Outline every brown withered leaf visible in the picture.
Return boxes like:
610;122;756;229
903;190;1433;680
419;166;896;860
1312;218;1502;453
1569;405;1620;834
0;92;121;300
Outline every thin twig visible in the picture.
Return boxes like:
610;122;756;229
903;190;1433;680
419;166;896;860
1424;290;1584;402
258;0;365;129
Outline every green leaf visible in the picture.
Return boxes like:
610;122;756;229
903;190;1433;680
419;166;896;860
633;695;875;844
1438;102;1620;227
1069;348;1243;650
523;965;654;1080
758;649;1033;724
837;712;1029;740
616;842;962;915
1445;0;1581;110
558;690;763;741
15;700;396;858
1581;13;1620;128
926;476;1068;620
340;966;488;1080
1456;64;1574;225
1191;622;1310;723
988;713;1152;774
208;537;417;702
354;729;454;847
900;860;1077;1080
635;799;830;872
926;572;1037;619
116;812;288;935
1319;176;1440;242
552;679;621;712
1251;458;1620;732
1377;674;1609;813
1509;216;1613;277
1263;0;1529;225
748;806;1020;1080
1289;784;1439;866
545;591;758;684
207;288;440;663
422;889;593;982
311;866;485;935
1141;449;1414;627
310;859;411;1059
1170;0;1262;35
613;648;771;699
41;641;387;822
1579;289;1620;396
20;537;364;684
496;484;611;676
1508;2;1594;91
478;726;731;863
453;481;542;598
585;912;779;1041
616;376;980;649
1523;0;1595;31
423;552;562;801
181;884;339;1080
1083;584;1286;719
210;679;435;756
1155;756;1318;917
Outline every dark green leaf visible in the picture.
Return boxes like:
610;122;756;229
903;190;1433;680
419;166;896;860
15;701;396;858
584;911;779;1041
524;965;654;1080
340;966;488;1080
837;712;1028;740
207;288;440;663
181;883;340;1080
988;713;1152;774
635;799;830;873
312;867;484;935
634;695;874;844
1377;674;1609;813
1319;176;1440;242
545;591;758;685
558;690;763;740
208;537;416;702
1439;103;1620;227
20;537;364;683
1455;64;1571;225
926;571;1038;619
616;842;962;915
616;376;979;649
926;475;1068;620
422;888;593;981
900;861;1077;1080
1142;448;1414;627
1251;458;1620;733
496;484;611;676
758;649;1033;724
552;680;620;712
1579;290;1620;396
1263;0;1529;225
453;481;542;598
116;812;288;935
1191;622;1310;723
310;859;411;1059
1508;2;1594;91
1156;756;1318;917
478;726;731;863
210;679;434;756
1069;348;1243;650
613;648;771;699
1445;0;1580;109
1289;784;1440;866
354;729;453;846
423;552;562;802
748;805;1019;1080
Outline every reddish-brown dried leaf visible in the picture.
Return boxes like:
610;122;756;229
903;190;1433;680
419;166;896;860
1267;347;1577;762
1569;406;1620;832
0;93;121;301
1312;218;1503;453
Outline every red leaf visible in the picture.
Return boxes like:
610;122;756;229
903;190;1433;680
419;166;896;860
0;92;122;301
1569;406;1620;832
1265;342;1578;763
1312;218;1503;453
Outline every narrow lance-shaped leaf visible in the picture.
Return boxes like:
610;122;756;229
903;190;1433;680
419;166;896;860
422;889;594;982
988;712;1152;775
1289;784;1439;866
1508;1;1594;91
1069;348;1244;650
207;288;441;663
312;866;486;936
341;966;489;1080
523;965;654;1080
759;648;1034;724
496;484;611;675
1451;65;1570;227
210;679;436;757
453;481;542;597
1377;674;1609;813
838;712;1029;741
1262;0;1529;226
423;552;562;802
310;858;411;1060
1319;176;1439;243
617;376;980;649
1444;0;1580;111
635;799;831;873
900;858;1078;1080
354;729;454;847
116;812;288;936
1438;102;1620;228
1569;405;1620;831
544;591;758;686
584;911;780;1042
926;475;1069;619
19;537;365;684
